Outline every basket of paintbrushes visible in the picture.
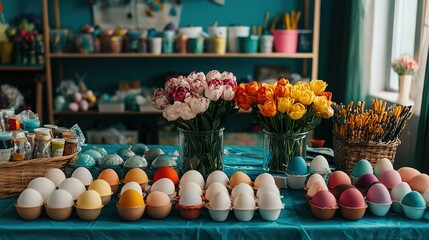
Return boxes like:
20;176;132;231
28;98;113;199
332;99;413;175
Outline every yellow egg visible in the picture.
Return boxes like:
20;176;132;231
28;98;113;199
88;179;112;197
146;191;170;207
118;189;144;208
123;168;149;184
77;190;102;209
230;171;252;188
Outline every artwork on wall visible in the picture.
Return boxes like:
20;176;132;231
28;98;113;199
92;0;182;31
255;65;290;84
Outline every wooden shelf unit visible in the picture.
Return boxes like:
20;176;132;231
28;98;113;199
0;64;44;71
43;0;321;124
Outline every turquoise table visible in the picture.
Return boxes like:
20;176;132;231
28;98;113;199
1;145;428;240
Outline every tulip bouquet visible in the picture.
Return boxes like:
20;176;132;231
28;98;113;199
152;70;238;177
234;78;334;172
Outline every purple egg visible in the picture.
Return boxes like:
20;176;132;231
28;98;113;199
355;174;379;192
367;183;392;203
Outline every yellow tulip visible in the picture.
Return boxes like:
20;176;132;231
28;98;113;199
310;79;328;95
288;103;307;120
290;85;302;101
312;96;330;113
277;97;294;113
320;107;334;119
299;89;315;105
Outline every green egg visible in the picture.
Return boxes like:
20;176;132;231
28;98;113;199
71;153;96;167
124;155;148;168
130;143;149;155
98;153;124;166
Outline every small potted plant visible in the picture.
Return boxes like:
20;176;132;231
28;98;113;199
391;55;419;103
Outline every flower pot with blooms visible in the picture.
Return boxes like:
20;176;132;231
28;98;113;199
234;79;334;173
151;70;238;177
391;55;419;103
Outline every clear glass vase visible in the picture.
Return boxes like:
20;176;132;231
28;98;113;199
178;128;224;178
263;130;308;173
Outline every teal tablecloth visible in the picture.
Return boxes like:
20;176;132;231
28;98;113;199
1;145;428;240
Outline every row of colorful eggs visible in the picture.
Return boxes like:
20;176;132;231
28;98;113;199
16;167;284;222
304;162;429;220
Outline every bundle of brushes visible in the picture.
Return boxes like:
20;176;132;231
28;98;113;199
332;99;413;143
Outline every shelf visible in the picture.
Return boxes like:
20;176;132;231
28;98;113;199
0;64;44;71
49;52;315;59
54;107;251;115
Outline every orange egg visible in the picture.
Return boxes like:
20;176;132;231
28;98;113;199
153;167;179;184
398;167;421;183
118;189;145;208
146;191;170;207
409;174;429;193
98;169;120;185
229;171;252;188
123;168;149;184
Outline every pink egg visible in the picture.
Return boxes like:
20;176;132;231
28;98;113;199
409;174;429;193
397;167;420;183
379;170;402;189
79;100;89;111
68;102;79;112
367;183;391;203
354;174;378;191
73;92;82;102
339;188;366;208
328;171;351;189
311;190;337;208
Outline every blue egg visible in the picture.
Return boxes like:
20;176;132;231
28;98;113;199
98;153;124;166
84;150;103;162
401;191;426;207
287;156;308;175
116;149;135;161
352;159;374;178
71;153;96;167
91;146;108;157
130;143;149;155
124;155;148;168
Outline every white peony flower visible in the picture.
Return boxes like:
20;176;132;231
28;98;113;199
188;71;206;82
221;85;235;101
162;103;180;121
176;102;197;120
205;79;224;101
206;70;222;80
186;96;210;114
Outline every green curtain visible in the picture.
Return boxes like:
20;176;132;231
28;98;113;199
416;48;429;172
315;0;365;147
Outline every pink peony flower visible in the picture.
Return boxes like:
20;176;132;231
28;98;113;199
172;86;192;102
221;85;235;101
189;77;207;95
162;103;180;121
206;70;222;80
176;102;197;120
187;71;206;82
205;79;224;101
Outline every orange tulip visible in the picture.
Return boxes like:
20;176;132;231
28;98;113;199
256;85;275;104
245;81;260;97
258;100;277;117
234;85;254;111
277;78;289;86
320;91;332;101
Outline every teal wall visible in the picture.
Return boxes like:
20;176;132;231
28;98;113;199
3;0;334;143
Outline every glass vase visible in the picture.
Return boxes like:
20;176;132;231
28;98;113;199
178;128;224;178
263;130;308;173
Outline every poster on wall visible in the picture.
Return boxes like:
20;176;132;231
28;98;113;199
92;0;182;31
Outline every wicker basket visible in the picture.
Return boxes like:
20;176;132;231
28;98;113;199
0;154;76;199
332;131;400;175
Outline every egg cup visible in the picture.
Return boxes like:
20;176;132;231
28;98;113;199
75;205;103;221
339;204;367;220
100;192;114;206
44;204;73;221
391;200;403;213
176;202;206;219
146;202;173;219
309;203;338;220
259;208;283;221
233;208;256;222
116;203;146;221
367;201;392;217
402;204;426;220
205;203;230;222
287;174;309;190
15;204;43;220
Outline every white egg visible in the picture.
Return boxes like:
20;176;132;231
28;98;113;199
206;170;229;188
180;170;205;189
27;177;56;201
71;167;93;186
233;192;256;210
423;190;429;204
231;183;254;200
254;173;275;189
179;191;202;206
305;173;326;189
374;158;394;177
256;183;280;199
258;191;283;209
209;191;231;210
151;178;175;195
17;188;44;207
58;178;86;200
44;168;66;188
205;182;228;201
179;182;203;196
309;155;331;174
307;181;328;197
46;189;74;208
120;182;143;196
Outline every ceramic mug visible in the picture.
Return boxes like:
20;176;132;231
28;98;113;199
149;37;162;54
260;35;274;53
